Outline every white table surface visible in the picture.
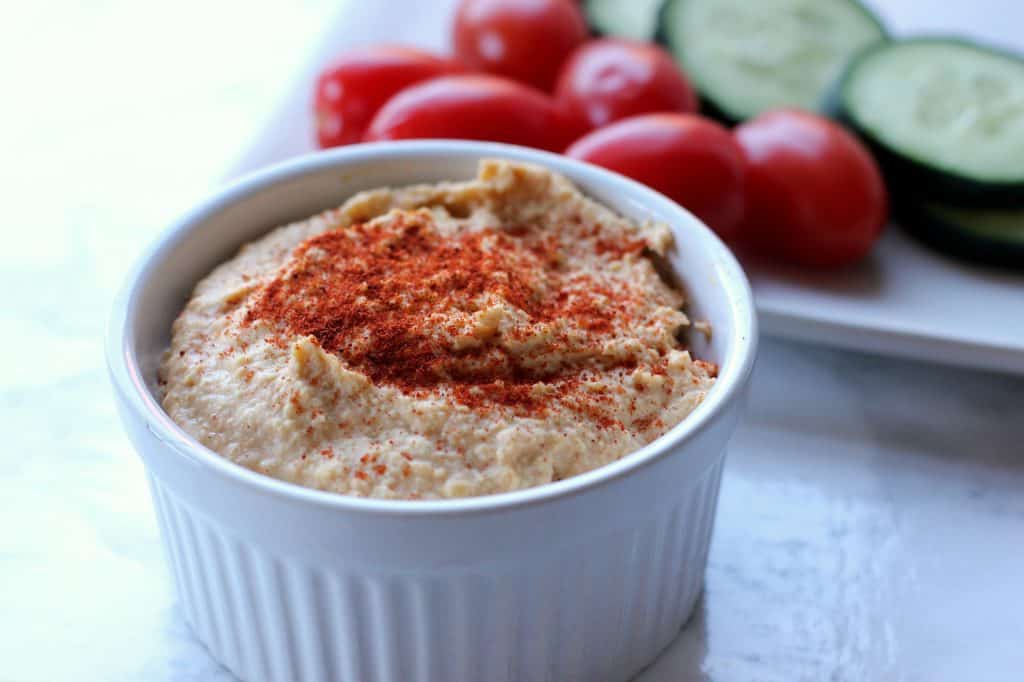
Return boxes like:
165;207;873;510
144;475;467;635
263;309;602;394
1;1;1022;681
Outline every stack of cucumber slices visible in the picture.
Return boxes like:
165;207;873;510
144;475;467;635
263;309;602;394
583;0;1024;269
834;39;1024;268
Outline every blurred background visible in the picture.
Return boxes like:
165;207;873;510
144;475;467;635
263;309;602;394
1;1;1022;681
0;2;338;680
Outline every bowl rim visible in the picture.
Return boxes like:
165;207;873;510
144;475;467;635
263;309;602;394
107;140;757;518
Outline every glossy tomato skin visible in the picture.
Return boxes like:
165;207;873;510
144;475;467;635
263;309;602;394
734;110;888;268
453;0;588;91
365;74;584;151
566;114;746;240
554;39;699;131
314;46;465;148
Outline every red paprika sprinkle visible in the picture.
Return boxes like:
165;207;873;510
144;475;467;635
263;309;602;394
244;211;679;426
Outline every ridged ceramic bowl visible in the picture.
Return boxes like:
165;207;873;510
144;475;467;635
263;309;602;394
107;140;757;682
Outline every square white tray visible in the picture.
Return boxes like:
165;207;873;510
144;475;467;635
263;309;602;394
231;0;1024;375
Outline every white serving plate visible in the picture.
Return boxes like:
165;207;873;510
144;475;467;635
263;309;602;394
231;0;1024;375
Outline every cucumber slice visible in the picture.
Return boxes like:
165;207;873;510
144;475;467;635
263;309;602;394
899;199;1024;269
835;39;1024;207
584;0;664;41
660;0;885;122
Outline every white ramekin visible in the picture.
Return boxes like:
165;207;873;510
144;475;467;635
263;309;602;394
107;141;757;682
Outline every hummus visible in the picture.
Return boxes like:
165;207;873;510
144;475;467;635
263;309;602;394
160;160;716;499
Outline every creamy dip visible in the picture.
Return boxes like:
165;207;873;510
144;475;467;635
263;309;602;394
160;160;716;499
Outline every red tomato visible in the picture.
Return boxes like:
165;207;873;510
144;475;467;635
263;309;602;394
453;0;588;91
734;110;888;268
364;74;583;151
566;114;747;240
554;39;699;131
314;46;465;148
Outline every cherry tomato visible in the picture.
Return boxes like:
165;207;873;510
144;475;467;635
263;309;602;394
365;74;583;151
734;109;888;268
453;0;588;91
314;46;465;148
566;114;746;240
554;39;699;131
